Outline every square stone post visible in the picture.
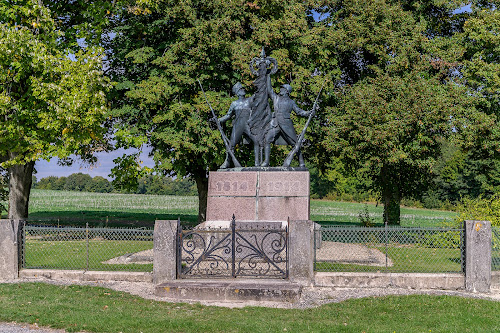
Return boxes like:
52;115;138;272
464;220;492;293
0;220;22;281
153;220;179;284
288;220;314;286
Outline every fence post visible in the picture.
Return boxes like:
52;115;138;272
153;220;179;284
231;214;236;278
288;220;314;286
0;219;22;280
464;220;491;293
85;223;89;271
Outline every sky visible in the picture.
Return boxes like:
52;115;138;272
34;147;154;180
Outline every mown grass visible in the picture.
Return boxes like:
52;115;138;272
316;246;462;273
0;283;498;333
24;239;153;272
20;189;456;228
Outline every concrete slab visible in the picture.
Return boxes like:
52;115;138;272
315;272;465;290
19;269;153;282
155;279;302;302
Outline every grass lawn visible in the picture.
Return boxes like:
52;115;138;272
316;246;462;273
0;283;498;333
24;239;153;272
18;189;457;228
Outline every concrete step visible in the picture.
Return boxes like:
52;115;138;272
155;279;302;302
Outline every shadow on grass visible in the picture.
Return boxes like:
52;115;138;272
28;211;198;228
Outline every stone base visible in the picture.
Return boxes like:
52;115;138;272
206;170;310;222
155;279;302;302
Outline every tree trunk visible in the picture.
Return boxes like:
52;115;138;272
8;156;35;220
381;166;401;225
193;172;208;224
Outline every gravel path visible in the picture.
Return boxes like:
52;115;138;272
1;277;499;332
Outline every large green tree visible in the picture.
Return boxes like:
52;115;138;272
104;0;334;222
0;0;109;219
316;0;488;224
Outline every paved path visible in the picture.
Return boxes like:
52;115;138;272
0;322;67;333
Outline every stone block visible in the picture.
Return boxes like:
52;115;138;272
208;171;257;197
464;220;492;293
155;280;301;302
288;220;314;285
258;171;309;197
206;170;310;222
153;220;179;284
257;197;309;221
206;196;256;221
0;220;21;281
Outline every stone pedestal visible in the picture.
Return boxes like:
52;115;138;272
206;170;310;222
0;220;22;281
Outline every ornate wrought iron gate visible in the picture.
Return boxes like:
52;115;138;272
177;217;288;278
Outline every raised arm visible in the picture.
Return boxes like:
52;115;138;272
266;74;277;100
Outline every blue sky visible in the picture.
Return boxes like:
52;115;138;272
35;147;154;180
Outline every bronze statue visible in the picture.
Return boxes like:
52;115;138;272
203;48;320;169
262;77;311;167
218;83;259;168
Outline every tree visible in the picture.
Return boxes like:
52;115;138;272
104;0;333;222
316;0;482;224
0;167;7;216
0;0;109;219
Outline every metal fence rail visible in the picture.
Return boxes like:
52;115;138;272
314;226;464;273
22;223;153;272
493;227;500;271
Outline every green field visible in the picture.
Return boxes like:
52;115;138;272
0;283;498;333
17;189;457;228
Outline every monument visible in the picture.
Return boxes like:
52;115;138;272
155;49;318;300
202;48;320;226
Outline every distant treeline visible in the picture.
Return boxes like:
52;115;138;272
32;173;197;196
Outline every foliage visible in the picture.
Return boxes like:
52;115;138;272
358;204;375;227
0;0;110;219
0;1;110;166
453;194;500;228
103;0;335;221
316;0;497;224
34;173;196;195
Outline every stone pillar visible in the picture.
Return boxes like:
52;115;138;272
288;220;314;286
464;220;492;293
0;219;22;281
153;220;179;284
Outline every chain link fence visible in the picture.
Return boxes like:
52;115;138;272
314;226;464;273
22;223;153;272
493;227;500;271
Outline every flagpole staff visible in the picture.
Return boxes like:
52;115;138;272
198;80;241;168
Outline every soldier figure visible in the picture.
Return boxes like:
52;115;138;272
261;75;311;167
218;82;259;168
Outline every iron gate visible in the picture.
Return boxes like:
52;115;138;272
177;217;288;278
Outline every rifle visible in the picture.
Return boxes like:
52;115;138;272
283;79;326;167
197;80;241;168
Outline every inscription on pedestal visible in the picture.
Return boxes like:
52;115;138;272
259;172;309;197
208;172;257;197
207;171;310;221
